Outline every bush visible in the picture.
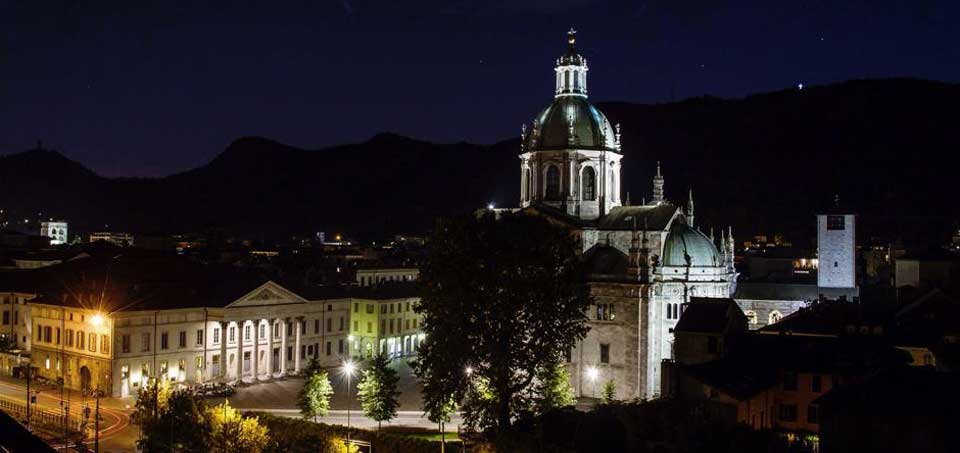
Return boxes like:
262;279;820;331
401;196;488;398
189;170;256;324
252;413;463;453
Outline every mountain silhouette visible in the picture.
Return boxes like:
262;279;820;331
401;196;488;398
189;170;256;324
1;78;957;247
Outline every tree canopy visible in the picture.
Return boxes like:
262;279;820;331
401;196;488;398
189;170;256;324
298;369;335;421
356;353;401;430
415;211;592;431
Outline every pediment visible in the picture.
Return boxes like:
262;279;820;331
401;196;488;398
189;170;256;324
226;281;307;308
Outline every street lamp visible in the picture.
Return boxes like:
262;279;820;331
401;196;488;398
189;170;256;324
90;313;104;327
465;366;473;376
586;366;599;398
342;360;356;438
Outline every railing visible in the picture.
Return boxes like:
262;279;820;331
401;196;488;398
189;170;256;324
0;396;84;433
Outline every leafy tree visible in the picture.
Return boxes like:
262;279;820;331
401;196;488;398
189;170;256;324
356;354;401;430
535;362;576;413
303;356;323;377
298;370;334;421
601;380;617;404
415;211;591;431
461;375;499;432
134;379;172;452
208;401;269;453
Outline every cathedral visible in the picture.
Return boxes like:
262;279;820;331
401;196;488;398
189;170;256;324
518;31;738;399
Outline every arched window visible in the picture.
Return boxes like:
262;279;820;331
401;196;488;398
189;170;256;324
582;166;596;200
545;166;560;201
769;311;782;325
523;168;531;201
609;169;616;201
573;70;580;90
564;71;570;92
744;310;758;325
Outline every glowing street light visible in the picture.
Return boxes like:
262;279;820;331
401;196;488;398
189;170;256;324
90;313;105;327
343;360;356;437
586;366;599;398
465;366;473;376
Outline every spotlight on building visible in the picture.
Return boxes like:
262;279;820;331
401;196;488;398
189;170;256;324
586;366;599;381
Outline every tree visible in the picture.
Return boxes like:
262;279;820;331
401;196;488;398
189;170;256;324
208;401;269;453
298;370;334;421
415;211;592;431
535;362;576;413
137;388;210;453
303;356;323;377
601;380;617;404
356;353;401;430
134;379;172;452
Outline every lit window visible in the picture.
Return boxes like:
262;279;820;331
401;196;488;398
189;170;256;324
545;166;560;201
769;311;782;325
582;167;596;201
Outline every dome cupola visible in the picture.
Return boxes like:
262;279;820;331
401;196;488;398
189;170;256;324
662;219;723;268
556;29;588;97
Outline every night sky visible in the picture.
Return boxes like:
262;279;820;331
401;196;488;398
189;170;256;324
2;1;957;177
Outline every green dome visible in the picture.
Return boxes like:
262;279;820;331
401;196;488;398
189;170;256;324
526;96;616;151
662;220;722;267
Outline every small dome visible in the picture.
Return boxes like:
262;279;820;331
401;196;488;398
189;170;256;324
526;96;616;151
662;219;722;267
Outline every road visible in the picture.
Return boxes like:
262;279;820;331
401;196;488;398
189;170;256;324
0;378;137;452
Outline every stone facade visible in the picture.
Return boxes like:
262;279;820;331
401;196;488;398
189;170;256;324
817;213;856;289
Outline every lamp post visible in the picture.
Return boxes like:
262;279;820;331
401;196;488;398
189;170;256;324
586;366;599;399
343;360;356;441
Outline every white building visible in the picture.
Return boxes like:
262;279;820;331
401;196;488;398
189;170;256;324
4;254;425;397
40;221;68;245
518;31;737;399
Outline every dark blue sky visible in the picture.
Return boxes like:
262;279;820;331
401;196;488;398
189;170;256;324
2;0;957;177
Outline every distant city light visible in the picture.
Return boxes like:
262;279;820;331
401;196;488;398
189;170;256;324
797;83;804;90
487;203;495;210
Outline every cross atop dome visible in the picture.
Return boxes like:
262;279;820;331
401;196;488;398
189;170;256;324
568;28;577;45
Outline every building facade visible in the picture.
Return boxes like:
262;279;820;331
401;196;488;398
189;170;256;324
39;222;68;245
519;31;738;400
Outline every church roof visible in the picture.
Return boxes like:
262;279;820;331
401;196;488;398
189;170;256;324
581;245;633;283
675;297;747;335
527;96;616;151
596;204;677;230
662;220;722;267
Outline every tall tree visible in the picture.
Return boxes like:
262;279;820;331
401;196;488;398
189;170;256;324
535;362;577;413
356;354;401;430
415;211;592;431
298;370;334;421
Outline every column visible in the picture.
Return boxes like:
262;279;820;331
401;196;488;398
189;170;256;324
219;321;228;380
236;321;244;382
253;320;261;380
293;317;302;374
266;320;274;378
279;318;288;376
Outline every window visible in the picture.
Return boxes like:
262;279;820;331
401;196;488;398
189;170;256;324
273;323;279;339
314;319;320;334
827;215;845;230
44;326;52;342
339;317;344;331
338;339;344;354
142;333;151;352
769;311;783;325
545;166;560;200
55;328;60;345
196;329;204;346
609;169;616;200
405;319;411;330
101;335;110;354
596;303;615;321
381;305;387;314
367;322;372;333
179;331;187;348
811;374;822;393
259;324;265;339
354;320;358;332
244;325;251;341
36;324;42;341
326;341;331;356
161;332;169;350
582;166;596;200
213;327;220;344
2;311;8;325
354;303;359;313
77;330;85;349
405;301;410;312
327;318;332;332
782;372;798;391
389;319;394;334
389;304;394;314
807;405;819;424
707;337;719;353
229;327;235;343
287;322;293;336
66;329;74;347
779;403;798;422
122;334;131;353
744;310;758;325
381;320;386;333
600;344;610;364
